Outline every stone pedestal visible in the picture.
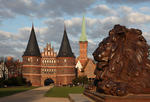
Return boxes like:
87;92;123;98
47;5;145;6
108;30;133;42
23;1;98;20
84;90;150;102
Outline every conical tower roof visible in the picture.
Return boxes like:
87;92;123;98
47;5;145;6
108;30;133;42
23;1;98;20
57;25;75;57
23;24;41;57
79;15;87;42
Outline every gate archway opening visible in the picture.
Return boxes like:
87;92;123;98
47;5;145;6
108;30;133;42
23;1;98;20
44;78;54;86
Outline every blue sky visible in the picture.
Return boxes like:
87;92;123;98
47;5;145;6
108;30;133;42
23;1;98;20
0;0;150;59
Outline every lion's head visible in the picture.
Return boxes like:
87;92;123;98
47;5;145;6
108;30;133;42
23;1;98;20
93;25;150;96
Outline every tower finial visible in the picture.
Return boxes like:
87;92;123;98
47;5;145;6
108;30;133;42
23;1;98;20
79;15;87;42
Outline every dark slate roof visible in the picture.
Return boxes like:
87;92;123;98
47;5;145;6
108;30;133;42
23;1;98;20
23;25;41;57
57;27;75;58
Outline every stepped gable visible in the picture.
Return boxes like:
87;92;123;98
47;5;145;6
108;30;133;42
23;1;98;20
23;24;41;57
57;25;75;57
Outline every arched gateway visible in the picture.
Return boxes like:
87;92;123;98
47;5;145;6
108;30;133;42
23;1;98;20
44;78;54;86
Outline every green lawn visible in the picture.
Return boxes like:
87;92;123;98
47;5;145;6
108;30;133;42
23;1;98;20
0;86;36;97
45;86;84;98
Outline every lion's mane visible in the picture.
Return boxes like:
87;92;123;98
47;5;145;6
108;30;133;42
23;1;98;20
93;25;150;96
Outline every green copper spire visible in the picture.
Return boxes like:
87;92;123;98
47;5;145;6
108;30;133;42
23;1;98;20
79;15;87;42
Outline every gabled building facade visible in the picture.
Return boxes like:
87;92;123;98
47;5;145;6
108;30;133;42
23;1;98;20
22;24;76;86
40;43;57;86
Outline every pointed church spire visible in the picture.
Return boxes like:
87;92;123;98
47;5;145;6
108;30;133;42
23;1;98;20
57;24;75;57
79;15;87;42
23;24;41;57
64;23;66;31
32;22;34;29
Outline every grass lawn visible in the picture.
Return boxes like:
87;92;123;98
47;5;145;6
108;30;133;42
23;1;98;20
45;86;84;98
0;86;36;97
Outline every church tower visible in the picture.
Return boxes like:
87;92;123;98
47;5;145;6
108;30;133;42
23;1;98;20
76;16;88;71
22;24;41;86
56;25;76;85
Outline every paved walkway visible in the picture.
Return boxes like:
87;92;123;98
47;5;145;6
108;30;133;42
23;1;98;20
0;86;69;102
69;94;94;102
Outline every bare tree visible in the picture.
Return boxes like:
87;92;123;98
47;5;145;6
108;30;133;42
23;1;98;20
0;57;23;79
0;57;8;80
5;58;22;78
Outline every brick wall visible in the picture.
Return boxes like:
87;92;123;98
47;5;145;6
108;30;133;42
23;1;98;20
22;56;41;86
56;57;76;85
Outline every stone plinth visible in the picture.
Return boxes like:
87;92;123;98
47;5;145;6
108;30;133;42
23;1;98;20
84;90;150;102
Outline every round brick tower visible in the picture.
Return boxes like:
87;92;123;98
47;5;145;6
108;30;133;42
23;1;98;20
22;24;41;86
56;25;76;86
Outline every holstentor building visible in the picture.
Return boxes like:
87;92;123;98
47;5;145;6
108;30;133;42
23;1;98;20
22;16;95;86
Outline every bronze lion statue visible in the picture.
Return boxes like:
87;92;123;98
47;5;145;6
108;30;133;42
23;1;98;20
93;25;150;96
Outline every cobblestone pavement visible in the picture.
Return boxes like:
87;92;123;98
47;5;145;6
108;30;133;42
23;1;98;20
0;86;69;102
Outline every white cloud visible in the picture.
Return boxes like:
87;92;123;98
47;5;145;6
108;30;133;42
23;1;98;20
1;1;150;59
65;17;82;27
0;30;12;38
39;0;95;17
140;7;150;13
127;12;150;24
104;0;150;4
0;0;96;20
143;32;150;44
86;18;98;26
0;26;48;58
119;6;133;14
0;0;38;17
0;9;15;19
92;4;117;16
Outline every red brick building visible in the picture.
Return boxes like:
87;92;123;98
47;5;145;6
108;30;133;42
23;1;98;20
22;24;75;86
40;43;57;86
22;17;95;86
22;25;42;86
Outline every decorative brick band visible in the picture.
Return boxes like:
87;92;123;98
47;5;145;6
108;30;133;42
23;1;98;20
23;73;41;76
57;66;75;68
23;65;75;68
56;74;75;76
23;65;41;67
41;66;57;68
